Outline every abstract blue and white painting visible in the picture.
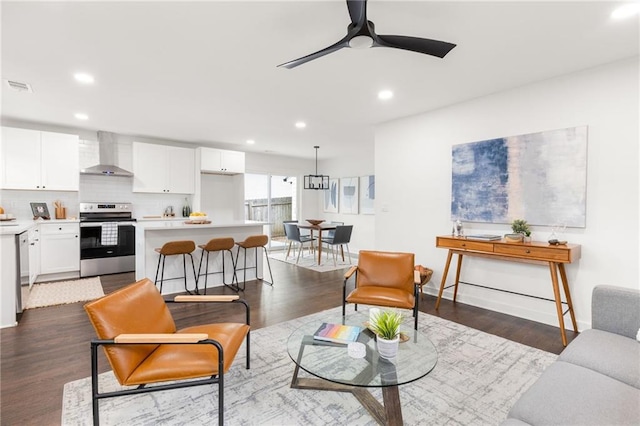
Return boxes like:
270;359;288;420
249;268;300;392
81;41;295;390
324;178;339;213
451;126;588;227
340;177;359;214
360;175;375;215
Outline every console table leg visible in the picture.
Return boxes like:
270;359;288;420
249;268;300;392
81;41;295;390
453;254;463;303
382;385;403;426
435;250;454;310
549;262;568;346
558;264;578;332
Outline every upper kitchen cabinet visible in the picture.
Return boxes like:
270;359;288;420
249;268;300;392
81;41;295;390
199;147;245;174
132;142;195;194
0;127;80;191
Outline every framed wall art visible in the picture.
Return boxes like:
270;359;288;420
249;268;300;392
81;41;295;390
339;177;359;214
451;125;588;227
359;175;375;215
323;178;339;213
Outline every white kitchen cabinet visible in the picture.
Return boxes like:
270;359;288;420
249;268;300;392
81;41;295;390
0;127;79;191
39;223;79;275
199;147;245;174
132;142;195;194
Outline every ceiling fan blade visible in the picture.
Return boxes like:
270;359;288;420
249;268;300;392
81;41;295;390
278;37;350;69
346;0;367;26
375;34;456;58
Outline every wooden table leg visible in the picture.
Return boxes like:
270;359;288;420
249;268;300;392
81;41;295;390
558;263;578;332
435;250;453;310
382;385;403;426
316;229;323;265
453;254;463;303
549;262;568;346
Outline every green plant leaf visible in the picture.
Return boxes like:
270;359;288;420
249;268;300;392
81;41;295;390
369;310;402;340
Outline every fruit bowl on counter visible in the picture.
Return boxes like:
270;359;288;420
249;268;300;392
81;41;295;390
188;212;209;224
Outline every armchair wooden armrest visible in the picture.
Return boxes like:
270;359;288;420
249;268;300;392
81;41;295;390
344;266;358;280
114;333;209;344
414;270;421;285
174;295;240;303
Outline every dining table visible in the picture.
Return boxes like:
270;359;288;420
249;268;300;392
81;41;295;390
297;222;337;265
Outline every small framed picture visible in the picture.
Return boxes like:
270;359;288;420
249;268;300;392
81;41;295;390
30;202;51;219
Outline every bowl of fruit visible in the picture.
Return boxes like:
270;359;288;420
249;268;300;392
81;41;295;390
189;212;209;224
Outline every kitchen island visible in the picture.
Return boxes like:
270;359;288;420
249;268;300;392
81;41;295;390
135;220;268;295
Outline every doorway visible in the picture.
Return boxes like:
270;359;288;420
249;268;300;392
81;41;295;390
244;174;298;249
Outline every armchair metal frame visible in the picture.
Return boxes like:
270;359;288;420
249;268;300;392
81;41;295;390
87;291;250;426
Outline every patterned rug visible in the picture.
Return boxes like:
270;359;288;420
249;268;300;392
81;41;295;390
269;250;353;273
23;277;104;309
61;307;556;425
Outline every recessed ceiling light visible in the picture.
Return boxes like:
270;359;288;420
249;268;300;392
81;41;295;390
246;139;255;145
74;72;94;84
611;3;640;19
295;121;307;129
74;113;89;120
378;90;394;100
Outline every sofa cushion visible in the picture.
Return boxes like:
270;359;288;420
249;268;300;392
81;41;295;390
559;328;640;389
500;418;531;426
508;361;640;425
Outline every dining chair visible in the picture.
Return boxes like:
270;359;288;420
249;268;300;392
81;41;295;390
283;222;316;264
321;224;353;266
83;278;250;426
343;250;421;330
322;221;344;258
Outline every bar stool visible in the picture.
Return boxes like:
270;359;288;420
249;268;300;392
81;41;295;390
197;237;238;293
154;240;198;294
234;235;274;291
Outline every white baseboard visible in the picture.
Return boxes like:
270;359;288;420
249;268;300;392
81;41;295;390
423;286;589;333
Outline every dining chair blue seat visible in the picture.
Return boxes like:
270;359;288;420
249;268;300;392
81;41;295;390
283;222;316;264
321;225;353;266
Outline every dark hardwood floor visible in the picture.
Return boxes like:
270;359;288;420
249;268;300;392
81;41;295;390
0;259;577;425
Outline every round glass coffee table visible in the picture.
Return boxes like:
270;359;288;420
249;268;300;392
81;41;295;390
287;312;437;425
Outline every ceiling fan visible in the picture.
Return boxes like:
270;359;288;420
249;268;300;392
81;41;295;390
277;0;456;69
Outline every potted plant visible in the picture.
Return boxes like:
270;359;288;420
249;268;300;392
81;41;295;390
505;219;531;242
369;309;403;359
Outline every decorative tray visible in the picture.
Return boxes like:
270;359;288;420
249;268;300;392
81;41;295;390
0;218;17;221
184;220;212;225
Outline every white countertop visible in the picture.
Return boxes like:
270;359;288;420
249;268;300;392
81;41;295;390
0;218;80;236
139;220;267;231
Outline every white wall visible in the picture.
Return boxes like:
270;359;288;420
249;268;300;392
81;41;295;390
375;58;639;330
315;148;375;254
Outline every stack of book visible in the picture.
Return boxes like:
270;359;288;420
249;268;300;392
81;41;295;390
313;322;362;344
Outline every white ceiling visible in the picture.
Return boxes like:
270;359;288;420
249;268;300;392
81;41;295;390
2;1;638;160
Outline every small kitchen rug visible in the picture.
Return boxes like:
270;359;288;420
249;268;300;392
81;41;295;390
23;277;104;309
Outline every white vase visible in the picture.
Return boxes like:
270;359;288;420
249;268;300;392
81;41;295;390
376;336;400;359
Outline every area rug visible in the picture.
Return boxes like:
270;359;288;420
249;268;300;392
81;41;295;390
269;250;353;273
23;277;104;309
61;307;556;425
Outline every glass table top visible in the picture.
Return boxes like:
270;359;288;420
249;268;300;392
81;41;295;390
287;312;438;388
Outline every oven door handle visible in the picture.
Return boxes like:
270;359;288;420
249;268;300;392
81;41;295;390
80;222;136;227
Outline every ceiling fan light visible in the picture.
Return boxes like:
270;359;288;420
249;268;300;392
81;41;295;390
349;35;374;49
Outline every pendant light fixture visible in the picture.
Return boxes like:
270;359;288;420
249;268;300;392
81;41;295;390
304;146;329;190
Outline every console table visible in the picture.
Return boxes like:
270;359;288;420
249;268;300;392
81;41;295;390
435;236;581;346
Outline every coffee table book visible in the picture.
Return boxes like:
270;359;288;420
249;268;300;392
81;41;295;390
313;323;362;344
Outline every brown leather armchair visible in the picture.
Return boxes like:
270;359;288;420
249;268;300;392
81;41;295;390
343;250;421;329
84;278;250;426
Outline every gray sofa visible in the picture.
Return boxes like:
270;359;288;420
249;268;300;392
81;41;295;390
502;285;640;426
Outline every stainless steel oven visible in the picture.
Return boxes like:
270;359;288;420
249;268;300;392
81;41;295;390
80;202;136;277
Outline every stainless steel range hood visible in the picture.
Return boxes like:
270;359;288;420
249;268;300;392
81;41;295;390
80;131;133;177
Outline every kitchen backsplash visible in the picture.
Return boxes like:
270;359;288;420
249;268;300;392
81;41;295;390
0;174;192;220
